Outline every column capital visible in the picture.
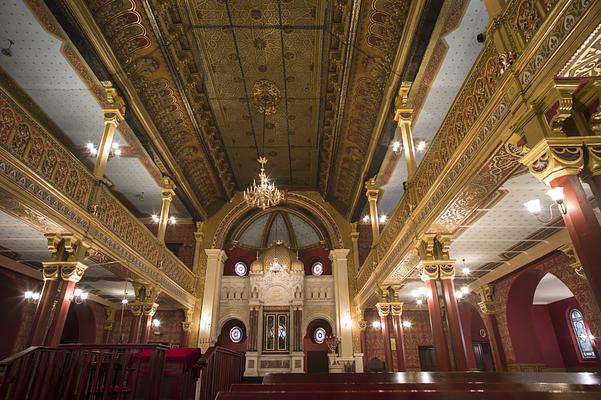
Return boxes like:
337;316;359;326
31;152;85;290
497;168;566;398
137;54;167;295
394;81;413;123
132;302;158;317
520;137;585;184
205;249;228;263
350;222;359;239
60;261;88;282
389;302;403;316
133;282;159;304
376;302;391;317
583;137;601;177
474;284;496;315
559;243;586;280
329;248;350;261
364;178;380;199
358;320;368;331
415;233;452;261
101;81;125;125
161;176;176;199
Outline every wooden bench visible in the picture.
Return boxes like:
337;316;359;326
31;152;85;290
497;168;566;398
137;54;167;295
262;372;601;385
230;382;601;393
216;391;601;399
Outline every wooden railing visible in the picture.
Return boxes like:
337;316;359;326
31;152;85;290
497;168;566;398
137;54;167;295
198;347;245;400
0;344;168;400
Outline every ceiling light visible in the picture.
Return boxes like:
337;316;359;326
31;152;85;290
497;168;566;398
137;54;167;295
111;142;120;149
460;286;469;294
416;299;423;305
455;290;464;299
169;216;177;225
379;215;387;223
362;215;370;223
524;199;541;214
371;321;381;329
462;267;470;275
402;320;412;328
392;141;401;152
121;298;129;305
416;141;427;151
151;214;160;223
152;319;161;328
86;142;94;150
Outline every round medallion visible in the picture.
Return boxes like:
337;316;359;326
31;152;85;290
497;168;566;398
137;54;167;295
314;327;326;344
312;262;323;276
234;262;247;276
230;326;243;343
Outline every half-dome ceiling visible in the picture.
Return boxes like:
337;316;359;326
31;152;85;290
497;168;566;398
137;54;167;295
236;210;321;249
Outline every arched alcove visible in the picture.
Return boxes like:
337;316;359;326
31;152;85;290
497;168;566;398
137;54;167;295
304;318;332;372
60;303;97;344
216;319;248;353
459;302;493;371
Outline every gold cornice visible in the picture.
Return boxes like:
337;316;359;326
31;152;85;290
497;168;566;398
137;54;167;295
346;0;426;219
61;0;210;220
353;0;599;300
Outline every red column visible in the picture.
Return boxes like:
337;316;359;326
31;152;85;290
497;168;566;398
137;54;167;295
140;315;153;344
360;323;368;368
441;279;468;371
129;315;142;343
392;315;406;371
483;313;507;371
551;175;601;311
380;314;394;372
28;279;59;346
45;280;76;346
425;279;452;371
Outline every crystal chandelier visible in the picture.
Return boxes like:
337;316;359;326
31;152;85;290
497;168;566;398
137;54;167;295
244;87;284;210
244;156;283;210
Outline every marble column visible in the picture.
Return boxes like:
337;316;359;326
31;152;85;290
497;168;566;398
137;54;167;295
199;249;227;349
329;249;353;359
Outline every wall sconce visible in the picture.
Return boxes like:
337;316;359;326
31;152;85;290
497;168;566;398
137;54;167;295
455;286;470;300
24;291;41;304
151;214;176;225
152;318;161;335
524;187;566;223
371;320;381;329
71;288;89;304
392;141;402;153
416;140;427;152
86;142;122;157
379;215;387;224
402;320;412;328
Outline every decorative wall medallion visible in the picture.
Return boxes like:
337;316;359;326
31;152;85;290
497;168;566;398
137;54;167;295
314;327;326;344
312;262;324;276
252;79;281;115
235;261;248;276
230;326;243;343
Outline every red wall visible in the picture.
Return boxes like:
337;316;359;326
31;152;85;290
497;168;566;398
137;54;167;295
532;304;565;368
146;223;196;270
357;223;372;267
299;247;332;275
224;246;257;276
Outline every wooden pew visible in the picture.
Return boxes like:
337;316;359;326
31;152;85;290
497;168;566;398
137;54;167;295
262;372;601;385
230;382;601;393
216;391;601;400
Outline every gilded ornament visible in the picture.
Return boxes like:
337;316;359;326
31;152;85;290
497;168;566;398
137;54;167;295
252;80;281;115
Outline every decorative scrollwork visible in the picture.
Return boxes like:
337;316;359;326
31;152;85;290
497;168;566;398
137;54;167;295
252;79;281;116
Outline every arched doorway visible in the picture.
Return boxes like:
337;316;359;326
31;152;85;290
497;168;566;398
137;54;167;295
0;271;26;359
60;303;97;344
216;319;248;353
507;270;600;369
304;318;332;372
459;302;494;371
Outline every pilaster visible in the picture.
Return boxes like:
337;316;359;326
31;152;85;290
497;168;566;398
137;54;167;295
199;249;227;349
329;249;353;360
158;176;176;244
365;179;380;243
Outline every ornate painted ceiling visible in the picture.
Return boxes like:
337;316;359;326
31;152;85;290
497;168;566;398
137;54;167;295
60;0;418;219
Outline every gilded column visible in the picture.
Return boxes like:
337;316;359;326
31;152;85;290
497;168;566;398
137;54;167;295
474;284;507;371
376;287;393;372
394;82;417;179
350;222;360;271
199;249;227;349
365;179;380;243
329;249;353;359
192;221;205;274
157;176;176;244
130;283;159;344
93;82;125;179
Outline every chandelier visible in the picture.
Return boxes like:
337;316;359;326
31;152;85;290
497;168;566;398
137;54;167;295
244;81;284;210
244;157;283;210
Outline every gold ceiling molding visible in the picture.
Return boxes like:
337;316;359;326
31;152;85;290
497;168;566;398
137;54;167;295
353;0;598;298
252;80;282;116
321;0;411;215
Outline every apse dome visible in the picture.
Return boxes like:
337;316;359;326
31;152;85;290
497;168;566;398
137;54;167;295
253;240;304;273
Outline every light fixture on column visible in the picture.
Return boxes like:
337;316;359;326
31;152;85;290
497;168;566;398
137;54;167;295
152;318;161;335
362;215;370;223
402;320;412;328
86;141;122;157
150;214;176;225
524;186;567;223
71;288;89;304
412;286;428;305
379;215;388;224
371;320;381;329
24;291;41;304
416;140;427;152
392;141;402;153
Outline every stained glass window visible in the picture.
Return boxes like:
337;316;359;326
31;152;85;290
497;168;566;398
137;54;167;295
569;309;596;360
230;326;243;343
